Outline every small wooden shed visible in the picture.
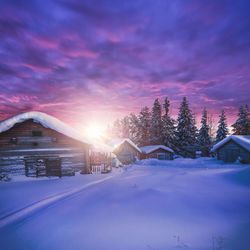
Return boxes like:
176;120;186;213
140;145;174;160
109;138;141;165
211;135;250;163
0;111;91;177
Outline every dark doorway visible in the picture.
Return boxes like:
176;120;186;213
46;158;62;177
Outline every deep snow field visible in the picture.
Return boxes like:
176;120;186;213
0;158;250;250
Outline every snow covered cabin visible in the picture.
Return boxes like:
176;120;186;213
0;112;91;177
211;135;250;163
109;138;141;165
140;145;174;160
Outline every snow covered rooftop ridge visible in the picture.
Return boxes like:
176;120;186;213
0;111;91;145
211;135;250;152
108;138;141;153
140;145;174;154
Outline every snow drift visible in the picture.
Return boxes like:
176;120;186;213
0;158;250;249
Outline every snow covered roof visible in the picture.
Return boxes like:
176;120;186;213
140;145;174;154
211;135;250;152
108;138;141;153
0;111;91;145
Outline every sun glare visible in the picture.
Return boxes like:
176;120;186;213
84;123;105;141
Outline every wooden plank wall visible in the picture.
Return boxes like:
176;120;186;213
217;140;250;162
144;149;173;160
0;119;90;176
113;141;140;164
0;119;87;150
0;152;85;176
0;156;25;175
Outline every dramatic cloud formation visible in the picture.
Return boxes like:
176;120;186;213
0;0;249;128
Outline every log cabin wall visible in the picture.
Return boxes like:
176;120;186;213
142;148;173;160
113;141;141;164
0;120;85;149
0;120;90;176
216;140;250;163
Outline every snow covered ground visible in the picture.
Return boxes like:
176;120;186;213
0;158;250;250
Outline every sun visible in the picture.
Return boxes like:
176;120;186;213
84;123;105;141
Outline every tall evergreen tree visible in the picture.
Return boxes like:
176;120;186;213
137;106;151;146
120;116;130;138
128;113;140;144
216;110;229;142
150;98;163;144
192;113;199;142
176;97;197;148
232;105;250;135
207;113;216;139
162;97;176;148
245;104;250;133
198;108;211;146
112;119;122;138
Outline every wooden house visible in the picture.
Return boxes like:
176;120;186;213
109;138;141;165
211;135;250;163
0;112;91;177
178;145;203;158
140;145;174;160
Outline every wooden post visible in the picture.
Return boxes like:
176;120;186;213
81;146;92;174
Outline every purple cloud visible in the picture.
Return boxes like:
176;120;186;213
0;0;249;128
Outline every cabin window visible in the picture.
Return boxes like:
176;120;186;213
157;153;166;160
32;131;43;137
10;137;18;144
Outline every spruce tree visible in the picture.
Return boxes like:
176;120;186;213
138;106;151;146
128;113;140;144
150;98;163;145
112;119;122;138
216;110;229;142
176;97;197;148
120;116;130;138
162;97;176;148
207;114;216;139
245;104;250;133
198;108;211;146
192;113;199;143
232;105;250;135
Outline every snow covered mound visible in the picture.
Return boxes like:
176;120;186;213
0;111;91;145
136;157;246;168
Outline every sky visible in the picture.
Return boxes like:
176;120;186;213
0;0;249;130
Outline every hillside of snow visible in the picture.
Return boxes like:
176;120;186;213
0;158;250;249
